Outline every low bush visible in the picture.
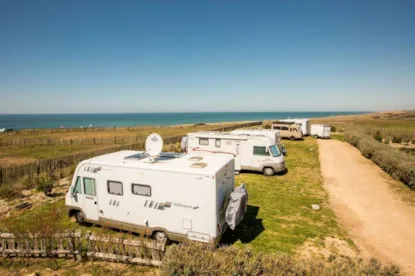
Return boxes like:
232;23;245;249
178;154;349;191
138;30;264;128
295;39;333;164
263;123;271;129
0;184;22;201
36;173;55;196
345;129;415;188
373;131;383;143
21;175;36;190
331;126;336;132
392;136;402;144
161;242;399;275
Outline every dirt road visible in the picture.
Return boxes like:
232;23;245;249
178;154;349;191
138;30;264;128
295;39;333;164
318;139;415;275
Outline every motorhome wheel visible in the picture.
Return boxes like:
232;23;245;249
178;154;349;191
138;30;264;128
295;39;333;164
153;231;170;244
75;211;85;224
263;167;275;176
313;134;318;138
290;136;295;141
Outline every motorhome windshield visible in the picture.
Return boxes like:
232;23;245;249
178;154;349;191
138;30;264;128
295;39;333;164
269;145;281;157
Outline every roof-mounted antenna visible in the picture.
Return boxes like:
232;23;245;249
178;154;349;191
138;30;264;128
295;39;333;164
145;133;163;163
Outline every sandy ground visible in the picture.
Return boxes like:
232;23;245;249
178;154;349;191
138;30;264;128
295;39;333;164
318;139;415;275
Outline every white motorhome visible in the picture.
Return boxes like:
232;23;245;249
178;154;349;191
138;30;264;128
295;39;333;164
280;118;310;135
65;147;240;244
230;129;286;155
186;132;285;176
310;124;331;138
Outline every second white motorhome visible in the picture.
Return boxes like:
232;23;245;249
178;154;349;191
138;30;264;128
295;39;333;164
186;132;285;176
230;129;286;155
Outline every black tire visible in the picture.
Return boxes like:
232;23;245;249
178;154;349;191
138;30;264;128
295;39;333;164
290;136;296;141
313;134;318;139
263;167;275;176
153;231;171;244
75;211;85;225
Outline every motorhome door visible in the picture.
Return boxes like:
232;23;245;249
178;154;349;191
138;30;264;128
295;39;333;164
82;177;99;221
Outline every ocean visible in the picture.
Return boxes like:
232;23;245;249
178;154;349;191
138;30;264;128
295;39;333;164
0;112;366;130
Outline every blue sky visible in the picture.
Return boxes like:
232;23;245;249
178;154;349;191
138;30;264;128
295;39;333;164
0;0;414;114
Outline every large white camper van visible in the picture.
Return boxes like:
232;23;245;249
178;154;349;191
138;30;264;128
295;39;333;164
65;134;245;244
280;118;310;135
230;129;286;155
186;132;285;176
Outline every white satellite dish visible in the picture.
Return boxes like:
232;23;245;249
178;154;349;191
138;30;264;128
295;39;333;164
145;133;163;158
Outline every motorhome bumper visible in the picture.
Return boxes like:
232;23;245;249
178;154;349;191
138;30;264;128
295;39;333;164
270;162;285;173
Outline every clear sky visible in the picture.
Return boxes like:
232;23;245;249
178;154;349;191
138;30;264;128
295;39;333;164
0;0;414;114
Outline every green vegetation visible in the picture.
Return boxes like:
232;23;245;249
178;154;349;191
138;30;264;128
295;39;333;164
331;134;345;142
224;138;347;253
345;129;415;188
35;172;55;196
162;242;399;275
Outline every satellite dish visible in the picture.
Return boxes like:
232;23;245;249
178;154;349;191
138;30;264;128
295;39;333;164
145;133;163;157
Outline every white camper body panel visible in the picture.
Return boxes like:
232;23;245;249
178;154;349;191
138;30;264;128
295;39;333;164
280;119;310;135
230;129;282;145
186;132;285;174
310;124;331;138
65;150;235;243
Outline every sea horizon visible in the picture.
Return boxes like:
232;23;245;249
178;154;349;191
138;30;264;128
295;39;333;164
0;111;369;130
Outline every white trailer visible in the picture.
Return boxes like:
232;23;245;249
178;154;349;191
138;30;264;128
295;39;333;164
230;129;286;155
310;124;331;138
65;150;238;244
280;118;310;135
186;132;285;176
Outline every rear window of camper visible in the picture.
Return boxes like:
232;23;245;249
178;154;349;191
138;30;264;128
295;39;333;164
215;139;221;147
253;146;269;156
132;184;151;197
199;138;209;145
107;181;123;196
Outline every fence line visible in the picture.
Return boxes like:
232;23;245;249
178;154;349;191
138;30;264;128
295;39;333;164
0;230;166;266
0;121;262;186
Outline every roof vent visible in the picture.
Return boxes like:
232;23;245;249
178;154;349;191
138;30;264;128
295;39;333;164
190;162;207;168
188;156;203;161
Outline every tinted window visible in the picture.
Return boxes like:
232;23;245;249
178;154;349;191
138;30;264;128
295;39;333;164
132;184;151;196
74;176;82;194
108;181;123;196
83;178;96;196
253;146;269;156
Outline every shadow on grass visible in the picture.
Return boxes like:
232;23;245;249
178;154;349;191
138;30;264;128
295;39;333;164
221;205;264;245
239;168;288;176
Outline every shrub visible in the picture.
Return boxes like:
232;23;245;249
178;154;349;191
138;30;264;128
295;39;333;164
263;123;271;129
36;173;55;196
0;184;22;201
345;129;415;188
161;242;399;275
331;126;336;132
373;130;383;143
21;175;35;190
392;136;402;143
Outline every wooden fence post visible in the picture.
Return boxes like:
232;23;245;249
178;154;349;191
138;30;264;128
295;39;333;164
0;167;3;185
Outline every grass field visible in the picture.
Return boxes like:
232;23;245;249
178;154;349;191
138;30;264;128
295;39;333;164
223;137;348;253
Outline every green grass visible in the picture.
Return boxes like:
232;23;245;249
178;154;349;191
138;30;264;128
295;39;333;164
331;134;345;142
223;138;348;254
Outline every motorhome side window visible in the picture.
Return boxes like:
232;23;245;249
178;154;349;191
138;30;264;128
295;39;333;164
83;178;96;196
132;184;151;197
253;146;269;156
199;138;209;145
215;139;221;148
107;181;123;196
73;176;82;194
281;126;289;130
